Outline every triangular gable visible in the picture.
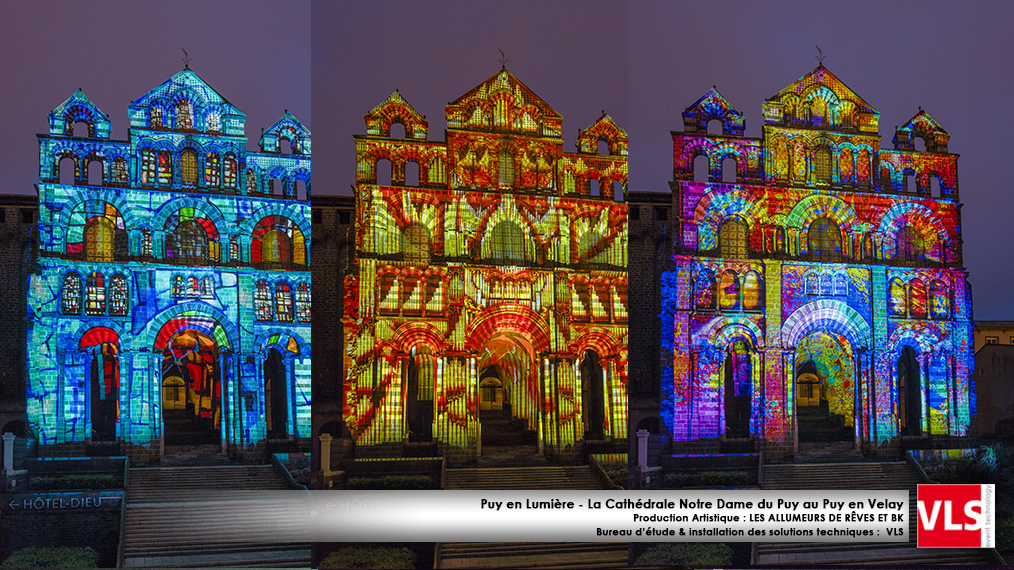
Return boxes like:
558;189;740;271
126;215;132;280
446;69;563;137
49;90;111;138
128;68;246;134
763;65;879;132
682;87;744;135
893;109;950;152
897;109;948;136
365;91;428;139
260;111;311;155
766;65;876;114
576;113;628;156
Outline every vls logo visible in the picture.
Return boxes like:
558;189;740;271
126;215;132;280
917;484;994;548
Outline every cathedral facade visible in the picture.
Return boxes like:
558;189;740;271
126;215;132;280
662;65;973;456
343;69;629;461
27;68;311;460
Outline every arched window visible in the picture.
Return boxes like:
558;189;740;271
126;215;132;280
175;100;193;130
255;280;273;321
428;157;445;184
498;147;514;189
807;217;841;259
694;270;716;310
85;272;106;315
186;276;200;298
206;112;220;132
805;273;818;295
181;149;198;187
171;275;184;298
201;276;215;298
931;280;950;319
150;107;163;128
168;221;209;260
141;228;152;256
895;226;925;260
83;216;115;262
109;274;128;316
246;169;257;193
229;236;239;262
252;216;305;265
111;157;128;184
488;220;527;261
742;271;762;311
295;282;311;322
62;272;81;315
141;149;156;184
834;273;848;296
402;224;430;264
814;146;832;183
205;153;220;187
910;279;927;318
889;278;907;316
719;270;739;311
223;154;237;189
719;218;748;258
157;150;172;185
276;282;294;322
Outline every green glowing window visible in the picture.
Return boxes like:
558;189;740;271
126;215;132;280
488;220;526;261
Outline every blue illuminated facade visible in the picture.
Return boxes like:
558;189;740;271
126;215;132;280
28;68;311;460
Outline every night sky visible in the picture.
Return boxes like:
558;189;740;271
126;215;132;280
2;2;1012;319
316;1;1014;320
0;0;310;191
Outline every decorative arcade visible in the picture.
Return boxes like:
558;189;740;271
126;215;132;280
661;65;973;457
27;67;311;460
343;68;629;461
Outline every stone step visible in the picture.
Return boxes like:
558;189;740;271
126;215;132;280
437;543;627;569
444;465;607;490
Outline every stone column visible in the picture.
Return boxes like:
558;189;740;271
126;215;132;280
2;433;14;473
319;433;333;476
636;429;650;472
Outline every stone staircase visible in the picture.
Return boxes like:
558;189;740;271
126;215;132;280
122;465;310;568
437;464;626;568
788;440;873;464
477;444;548;467
756;461;993;565
480;409;536;447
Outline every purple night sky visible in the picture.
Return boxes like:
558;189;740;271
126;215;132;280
0;0;310;191
315;1;1014;320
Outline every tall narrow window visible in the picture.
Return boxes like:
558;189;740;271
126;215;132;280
62;272;81;315
719;270;739;311
141;149;156;184
488;220;526;261
186;276;200;298
498;147;514;189
175;100;193;130
150;107;163;128
202;276;215;298
85;272;106;315
109;274;128;316
889;278;907;316
171;275;184;298
111;157;128;184
83;216;115;263
141;228;152;257
895;226;925;260
223;154;237;188
910;279;927;318
229;236;239;262
157;150;172;185
931;280;950;319
246;169;257;193
276;282;294;322
402;224;430;264
205;153;220;187
694;270;716;310
206;112;220;132
719;219;748;258
295;282;311;322
255;280;273;321
742;271;762;311
808;217;841;259
181;149;198;187
815;146;832;183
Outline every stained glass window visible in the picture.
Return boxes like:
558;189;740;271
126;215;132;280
719;219;748;258
834;273;848;296
172;275;184;298
206;112;220;132
246;169;257;193
255;280;273;321
62;272;81;315
694;270;715;310
815;146;832;183
109;274;128;316
223;154;236;189
808;217;841;259
889;278;907;316
498;148;514;189
141;149;156;184
742;271;761;311
910;279;927;318
186;276;200;298
251;216;305;264
150;107;163;128
175;100;193;130
276;282;294;322
931;280;949;319
295;282;311;322
112;157;128;184
181;149;198;187
488;221;526;261
229;236;239;262
202;276;215;298
157;150;172;185
205;153;220;187
85;272;106;315
67;200;127;262
141;228;152;256
402;224;430;263
895;226;924;260
164;209;219;261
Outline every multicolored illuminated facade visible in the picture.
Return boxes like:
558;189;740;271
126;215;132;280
662;65;973;456
344;68;628;460
27;68;311;460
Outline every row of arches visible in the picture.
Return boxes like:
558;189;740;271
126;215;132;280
255;280;311;323
61;272;129;317
888;277;951;320
694;268;763;312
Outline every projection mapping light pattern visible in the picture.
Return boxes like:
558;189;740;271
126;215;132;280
28;68;311;459
662;65;973;455
345;69;628;459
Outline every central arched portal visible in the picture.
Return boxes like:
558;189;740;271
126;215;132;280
723;340;752;439
478;332;537;448
795;331;855;441
161;330;221;445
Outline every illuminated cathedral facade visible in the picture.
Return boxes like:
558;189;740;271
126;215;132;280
343;68;629;461
662;65;973;457
27;68;311;460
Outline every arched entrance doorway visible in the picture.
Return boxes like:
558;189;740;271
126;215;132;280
723;339;752;439
581;350;605;440
79;328;120;443
264;348;288;439
161;330;221;445
478;332;538;449
898;345;922;436
406;349;434;442
795;331;855;441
